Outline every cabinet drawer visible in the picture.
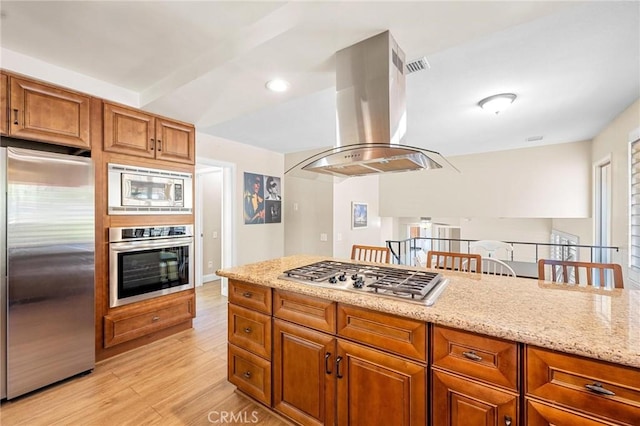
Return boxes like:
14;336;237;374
104;292;194;348
274;290;336;333
526;346;640;425
526;399;620;426
228;344;271;406
228;304;272;360
337;304;426;362
432;369;519;426
432;325;519;391
228;280;272;314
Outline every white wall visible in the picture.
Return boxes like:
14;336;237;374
332;175;393;260
201;170;222;280
379;141;592;218
197;133;285;265
284;150;334;257
591;99;640;286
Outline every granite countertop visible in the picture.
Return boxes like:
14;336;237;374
217;255;640;369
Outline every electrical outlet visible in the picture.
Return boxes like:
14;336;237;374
207;261;213;269
320;233;328;241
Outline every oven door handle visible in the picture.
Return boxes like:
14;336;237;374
110;237;193;252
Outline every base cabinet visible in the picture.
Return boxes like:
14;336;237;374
273;319;336;426
336;339;426;426
432;369;518;426
103;292;195;348
525;399;620;426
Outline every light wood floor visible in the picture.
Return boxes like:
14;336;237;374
0;282;291;426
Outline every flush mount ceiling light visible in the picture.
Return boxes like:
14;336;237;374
478;93;517;114
265;78;290;92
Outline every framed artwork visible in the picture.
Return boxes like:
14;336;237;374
352;202;368;229
243;172;282;224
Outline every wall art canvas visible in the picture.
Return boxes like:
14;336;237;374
352;202;368;229
243;172;282;224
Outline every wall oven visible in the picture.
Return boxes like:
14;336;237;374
108;163;193;215
109;225;194;308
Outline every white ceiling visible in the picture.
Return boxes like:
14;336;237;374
1;1;638;157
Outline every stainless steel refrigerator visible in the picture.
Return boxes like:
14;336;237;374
1;145;95;400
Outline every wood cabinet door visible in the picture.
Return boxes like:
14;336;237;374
273;319;336;426
432;369;518;426
103;102;155;158
1;73;7;135
336;339;426;426
10;77;90;148
155;118;195;164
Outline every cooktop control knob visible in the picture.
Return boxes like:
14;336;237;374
338;273;347;281
328;276;338;284
353;279;364;289
351;274;359;281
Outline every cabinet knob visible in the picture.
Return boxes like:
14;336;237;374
242;292;252;298
152;316;160;322
504;415;512;426
585;382;615;396
462;351;483;362
243;371;252;379
243;327;252;334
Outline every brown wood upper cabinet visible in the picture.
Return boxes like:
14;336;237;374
103;101;195;164
1;73;8;135
9;76;91;148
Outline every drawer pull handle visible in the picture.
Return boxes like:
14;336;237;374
152;316;160;322
462;351;483;362
504;415;512;426
242;292;252;298
157;140;162;151
243;371;251;379
585;382;615;396
13;109;19;125
243;327;252;334
325;352;332;374
150;138;155;150
336;356;343;379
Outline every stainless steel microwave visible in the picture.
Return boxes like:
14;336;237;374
108;163;193;215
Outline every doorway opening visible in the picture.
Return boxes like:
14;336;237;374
195;158;236;296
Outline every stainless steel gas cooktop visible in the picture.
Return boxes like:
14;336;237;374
279;260;449;306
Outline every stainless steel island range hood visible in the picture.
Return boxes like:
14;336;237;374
287;31;456;178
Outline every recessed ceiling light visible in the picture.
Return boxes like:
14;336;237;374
526;135;544;142
265;79;290;92
478;93;517;114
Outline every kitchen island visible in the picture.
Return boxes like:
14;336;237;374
217;255;640;425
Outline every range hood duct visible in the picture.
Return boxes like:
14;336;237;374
287;31;457;178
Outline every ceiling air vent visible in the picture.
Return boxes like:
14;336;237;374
406;57;430;74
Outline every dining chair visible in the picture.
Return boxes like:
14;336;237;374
351;244;391;264
426;250;482;273
470;240;514;259
537;259;623;289
482;257;517;277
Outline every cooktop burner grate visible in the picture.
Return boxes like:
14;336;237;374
281;260;444;301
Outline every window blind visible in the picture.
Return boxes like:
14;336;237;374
630;139;640;270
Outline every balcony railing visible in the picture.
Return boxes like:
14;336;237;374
386;237;621;279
